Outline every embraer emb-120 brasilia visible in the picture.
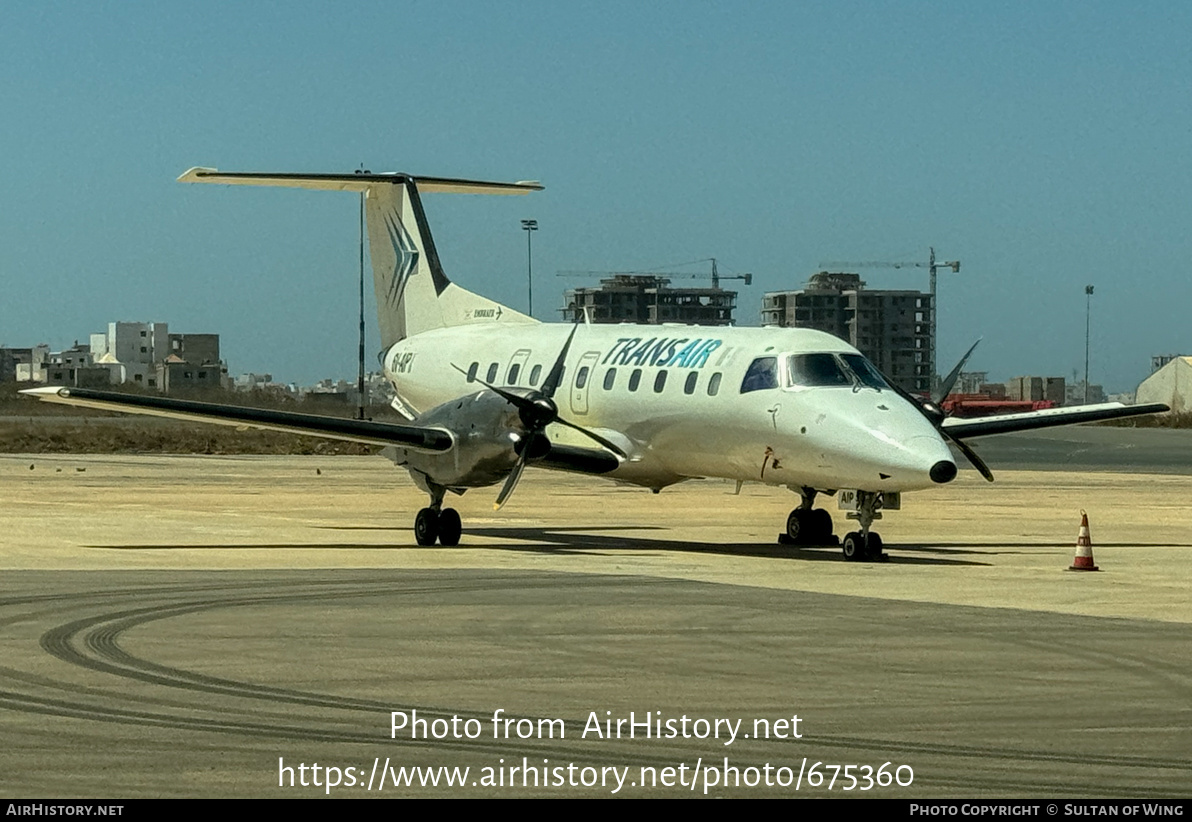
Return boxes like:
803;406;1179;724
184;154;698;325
25;168;1169;560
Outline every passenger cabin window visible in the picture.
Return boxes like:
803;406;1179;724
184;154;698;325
603;368;616;390
576;366;590;389
486;363;498;383
684;372;698;395
786;353;851;388
707;372;722;396
507;363;521;384
740;357;779;393
628;369;642;392
654;371;667;393
529;365;542;385
466;362;479;382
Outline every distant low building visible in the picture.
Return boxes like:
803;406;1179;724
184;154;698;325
1;345;49;383
1006;376;1065;405
90;321;226;393
1066;381;1106;406
1152;354;1182;373
158;359;223;394
167;333;220;366
44;364;112;388
5;323;227;393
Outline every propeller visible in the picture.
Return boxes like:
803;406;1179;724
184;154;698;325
884;340;994;482
936;338;982;404
454;323;627;509
919;338;983;423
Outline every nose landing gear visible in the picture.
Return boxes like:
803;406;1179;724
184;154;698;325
841;490;888;562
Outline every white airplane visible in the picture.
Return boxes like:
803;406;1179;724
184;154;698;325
24;169;1169;560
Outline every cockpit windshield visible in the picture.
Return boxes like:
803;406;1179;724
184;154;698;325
784;352;890;391
840;354;890;390
785;353;851;387
743;352;892;393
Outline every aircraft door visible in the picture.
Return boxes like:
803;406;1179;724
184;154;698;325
570;351;601;416
505;348;531;385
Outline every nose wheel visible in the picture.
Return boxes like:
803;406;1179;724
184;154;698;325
841;491;888;562
842;530;883;562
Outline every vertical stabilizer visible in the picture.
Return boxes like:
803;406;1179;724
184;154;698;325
178;168;542;347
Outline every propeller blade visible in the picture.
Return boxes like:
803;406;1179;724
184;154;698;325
453;349;626;486
882;372;943;426
540;323;579;398
935;339;982;404
942;429;994;482
553;416;629;459
494;452;528;510
451;363;540;412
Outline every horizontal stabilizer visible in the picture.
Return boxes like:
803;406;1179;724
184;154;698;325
178;168;543;195
943;402;1170;439
179;165;539;347
21;387;454;452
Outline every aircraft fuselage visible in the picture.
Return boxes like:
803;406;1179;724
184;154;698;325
383;322;955;495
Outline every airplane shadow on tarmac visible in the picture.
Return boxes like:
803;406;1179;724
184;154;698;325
90;523;1027;566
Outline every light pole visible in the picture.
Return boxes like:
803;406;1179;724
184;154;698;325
521;219;538;317
1084;284;1094;404
355;166;370;420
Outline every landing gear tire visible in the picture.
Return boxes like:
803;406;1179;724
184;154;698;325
842;531;868;562
811;508;834;543
842;531;884;562
866;532;883;560
414;508;439;546
786;508;835;545
786;509;809;543
437;508;462;547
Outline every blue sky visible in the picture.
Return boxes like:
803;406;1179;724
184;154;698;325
3;2;1190;392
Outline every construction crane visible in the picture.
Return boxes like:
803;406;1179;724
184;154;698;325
818;248;961;391
558;258;752;289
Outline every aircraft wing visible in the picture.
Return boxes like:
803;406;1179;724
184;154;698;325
20;387;454;452
941;402;1170;439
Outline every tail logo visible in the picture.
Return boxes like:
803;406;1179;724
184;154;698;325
383;209;421;308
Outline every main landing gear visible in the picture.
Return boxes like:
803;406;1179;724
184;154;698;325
779;487;888;562
413;483;462;547
779;487;838;546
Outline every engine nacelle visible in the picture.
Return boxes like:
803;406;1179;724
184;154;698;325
389;390;527;489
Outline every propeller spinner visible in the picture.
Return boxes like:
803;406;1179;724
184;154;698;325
885;340;994;482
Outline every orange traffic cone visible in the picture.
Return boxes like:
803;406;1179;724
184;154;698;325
1068;510;1100;571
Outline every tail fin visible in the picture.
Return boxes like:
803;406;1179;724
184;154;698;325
178;168;541;346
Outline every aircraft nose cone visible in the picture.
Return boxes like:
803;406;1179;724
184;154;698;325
930;460;958;484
